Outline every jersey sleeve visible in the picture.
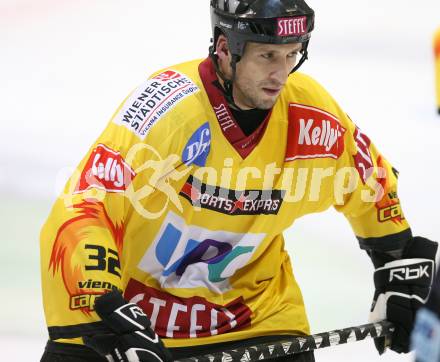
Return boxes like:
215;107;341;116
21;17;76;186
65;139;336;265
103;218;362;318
333;113;412;252
39;78;189;342
40;126;130;341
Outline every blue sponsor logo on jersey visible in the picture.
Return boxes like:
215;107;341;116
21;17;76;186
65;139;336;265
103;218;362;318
182;122;211;167
138;212;265;293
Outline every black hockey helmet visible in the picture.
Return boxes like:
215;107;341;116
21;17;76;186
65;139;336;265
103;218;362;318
210;0;315;74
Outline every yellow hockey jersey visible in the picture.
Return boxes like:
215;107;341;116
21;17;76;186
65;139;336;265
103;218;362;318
40;57;411;348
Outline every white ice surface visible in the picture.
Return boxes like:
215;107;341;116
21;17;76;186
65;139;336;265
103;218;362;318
1;0;439;361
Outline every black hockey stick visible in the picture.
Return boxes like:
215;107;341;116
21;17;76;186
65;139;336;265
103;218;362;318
175;320;394;362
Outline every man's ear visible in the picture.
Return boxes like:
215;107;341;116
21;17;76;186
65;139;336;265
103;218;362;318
216;34;230;63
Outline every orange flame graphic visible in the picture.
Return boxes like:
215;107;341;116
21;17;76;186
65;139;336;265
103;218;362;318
49;201;124;313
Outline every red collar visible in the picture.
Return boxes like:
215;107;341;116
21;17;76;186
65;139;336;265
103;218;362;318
198;58;271;159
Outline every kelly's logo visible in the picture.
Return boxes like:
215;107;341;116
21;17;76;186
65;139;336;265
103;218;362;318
286;103;346;161
75;144;136;193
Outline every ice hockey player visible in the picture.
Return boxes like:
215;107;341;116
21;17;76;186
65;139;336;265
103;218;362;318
39;1;438;361
411;268;440;362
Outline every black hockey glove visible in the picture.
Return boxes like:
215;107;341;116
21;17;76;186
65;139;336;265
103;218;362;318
83;290;173;362
369;236;437;354
411;268;440;362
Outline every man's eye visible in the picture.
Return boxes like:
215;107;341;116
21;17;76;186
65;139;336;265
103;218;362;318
261;53;273;59
288;52;299;58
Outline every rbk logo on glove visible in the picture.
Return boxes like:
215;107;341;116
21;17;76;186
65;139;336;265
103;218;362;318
388;260;433;283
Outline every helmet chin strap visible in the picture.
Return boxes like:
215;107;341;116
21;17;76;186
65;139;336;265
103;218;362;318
209;44;245;110
291;41;309;74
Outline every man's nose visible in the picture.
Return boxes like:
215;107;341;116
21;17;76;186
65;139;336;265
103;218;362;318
269;59;290;84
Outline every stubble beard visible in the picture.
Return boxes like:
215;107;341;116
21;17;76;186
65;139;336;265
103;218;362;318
233;78;279;110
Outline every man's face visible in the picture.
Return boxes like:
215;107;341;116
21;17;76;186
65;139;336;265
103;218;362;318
232;42;303;110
